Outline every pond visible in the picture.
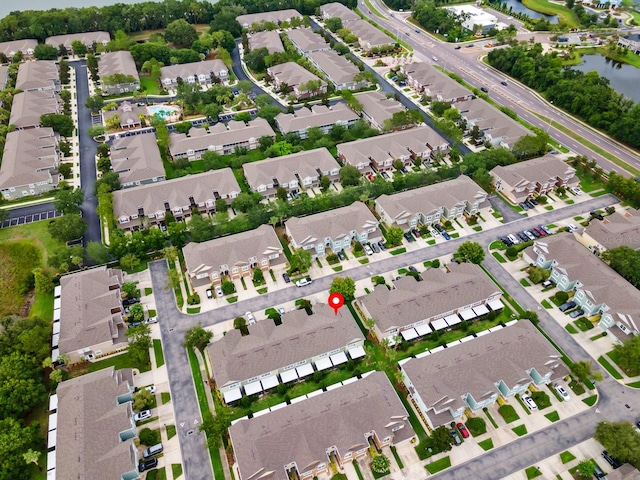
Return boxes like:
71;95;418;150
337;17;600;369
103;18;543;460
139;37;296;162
569;54;640;104
494;0;559;23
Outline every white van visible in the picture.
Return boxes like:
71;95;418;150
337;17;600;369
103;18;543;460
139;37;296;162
142;443;163;458
432;56;439;62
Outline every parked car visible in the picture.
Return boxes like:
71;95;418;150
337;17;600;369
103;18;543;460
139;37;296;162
522;395;538;411
134;410;152;422
541;225;552;235
215;285;224;297
412;229;421;238
529;197;539;205
282;273;291;283
371;242;380;253
337;250;346;261
142;443;163;459
431;228;440;237
457;423;470;438
554;383;571;401
146;316;158;324
363;244;374;256
145;385;156;394
380;171;390;180
277;306;286;316
206;289;213;299
435;224;445;233
442;231;451;241
569;308;585;318
524;231;536;241
245;312;256;325
518;232;529;242
378;241;387;251
541;280;553;288
570;186;583;196
566;224;578;232
524;199;535;209
403;232;415;243
449;428;462;446
507;234;520;245
591;211;604;220
408;266;418;273
295;277;312;287
559;301;577;312
602;451;622;469
139;458;158;473
123;297;140;306
534;227;546;237
519;202;529;211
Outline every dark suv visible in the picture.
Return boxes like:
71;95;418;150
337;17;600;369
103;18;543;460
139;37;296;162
602;450;622;469
559;301;576;312
139;458;158;472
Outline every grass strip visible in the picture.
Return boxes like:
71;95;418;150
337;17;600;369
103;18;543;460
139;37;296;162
478;438;494;451
425;456;451;474
598;355;623;380
153;339;165;367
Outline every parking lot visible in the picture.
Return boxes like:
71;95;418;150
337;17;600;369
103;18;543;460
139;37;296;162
0;209;61;228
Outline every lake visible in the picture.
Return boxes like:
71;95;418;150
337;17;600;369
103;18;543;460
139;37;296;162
1;0;162;20
495;0;559;23
570;54;640;104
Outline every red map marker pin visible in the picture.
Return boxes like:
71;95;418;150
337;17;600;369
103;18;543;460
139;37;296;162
328;292;345;315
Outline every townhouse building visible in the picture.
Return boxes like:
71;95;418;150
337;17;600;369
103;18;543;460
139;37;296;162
110;132;165;188
356;91;406;131
0;128;60;200
168;118;275;160
286;28;330;55
618;34;640;54
183;224;284;287
45;31;110;53
347;19;396;52
523;233;640;336
56;267;126;364
0;39;38;59
10;89;61;129
207;304;365;401
575;208;640;253
337;126;448;173
375;175;487;231
97;51;140;96
267;62;327;100
243;148;341;198
112;168;241;231
236;9;303;29
456;98;530;149
0;65;8;91
400;321;564;429
248;30;285;54
358;262;503;344
275;102;359;138
491;154;578;204
285;201;382;257
51;367;138;480
401;62;473;103
229;372;414;480
320;2;360;23
15;60;59;91
308;50;367;91
159;59;228;90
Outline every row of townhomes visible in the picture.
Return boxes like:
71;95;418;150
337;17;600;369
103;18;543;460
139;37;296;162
97;51;140;96
274;102;359;137
0;31;112;59
456;98;530;149
490;154;579;204
319;2;396;51
249;30;285;53
243;148;341;198
401;62;473;104
183;224;285;286
523;233;640;337
358;262;504;344
12;60;61;130
576;207;640;252
400;321;567;429
207;304;365;400
159;58;229;91
110;132;165;188
337;126;448;173
113;168;241;230
237;9;303;29
267;61;327;100
229;372;415;480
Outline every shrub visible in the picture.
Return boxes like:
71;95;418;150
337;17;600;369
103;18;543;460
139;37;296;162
531;391;551;409
139;428;160;446
187;293;200;305
505;246;517;259
221;280;235;295
431;259;440;268
466;417;486;436
371;455;391;474
556;291;569;303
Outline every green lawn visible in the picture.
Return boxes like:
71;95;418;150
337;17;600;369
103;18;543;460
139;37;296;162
390;446;404;469
87;351;151;373
166;424;177;440
161;392;171;405
139;75;161;95
425;456;451;474
478;438;494;451
30;291;54;321
574;318;594;332
565;324;578;336
389;247;406;255
172;463;183;479
545;411;560;422
560;450;576;464
512;424;528;436
598;355;623;380
583;394;598;406
498;404;520;423
492;252;507;263
541;299;553;309
153;339;165;367
146;467;167;480
608;349;640;377
520;278;531;287
525;466;543;479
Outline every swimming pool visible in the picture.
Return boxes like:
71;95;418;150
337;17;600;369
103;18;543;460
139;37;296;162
147;104;180;119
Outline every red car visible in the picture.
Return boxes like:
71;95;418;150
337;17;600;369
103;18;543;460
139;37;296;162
457;423;470;439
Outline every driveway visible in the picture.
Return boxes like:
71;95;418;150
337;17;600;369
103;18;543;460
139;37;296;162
488;194;522;223
230;40;285;108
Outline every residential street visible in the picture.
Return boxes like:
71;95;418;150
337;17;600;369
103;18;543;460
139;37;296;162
147;194;630;480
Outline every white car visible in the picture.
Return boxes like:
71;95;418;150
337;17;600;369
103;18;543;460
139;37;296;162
214;285;224;297
277;307;286;316
245;312;256;325
363;244;374;256
431;228;439;237
522;395;538;411
571;187;583;196
134;409;152;422
567;224;578;233
295;277;312;287
554;383;571;401
145;316;158;324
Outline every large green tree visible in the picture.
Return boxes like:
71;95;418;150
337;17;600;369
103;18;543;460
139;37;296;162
330;276;356;302
0;417;41;480
54;187;84;214
0;352;47;420
47;214;87;243
385;226;404;247
339;165;361;187
595;421;640;466
183;323;213;351
40;114;74;137
456;241;485;264
126;324;151;368
164;19;199;48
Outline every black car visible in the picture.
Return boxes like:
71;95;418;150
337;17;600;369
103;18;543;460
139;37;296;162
559;301;577;312
518;232;529;242
371;242;380;253
519;202;529;211
408;266;418;273
530;197;539;205
591;211;604;220
337;251;346;261
282;273;291;283
530;229;541;238
435;224;445;233
139;458;158;472
403;232;415;243
123;297;140;306
378;241;387;251
525;199;535;209
480;87;489;93
602;451;622;469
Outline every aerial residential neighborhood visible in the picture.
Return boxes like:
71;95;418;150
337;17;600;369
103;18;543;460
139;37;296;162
1;0;640;480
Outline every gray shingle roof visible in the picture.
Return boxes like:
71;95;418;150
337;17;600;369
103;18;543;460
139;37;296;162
267;62;326;92
320;2;360;22
491;155;576;191
287;28;330;52
356;91;405;128
98;51;139;81
309;50;359;85
183;224;283;280
45;31;110;49
347;19;395;49
10;89;60;128
581;208;640;250
112;168;241;220
457;98;529;146
359;263;501;333
159;59;227;83
169;118;275;158
275;102;358;134
0;128;59;191
207;304;364;387
243;148;340;192
15;60;59;91
285;201;379;249
59;267;125;355
249;30;285;54
229;371;414;480
401;321;563;418
375;176;486;225
236;9;302;27
110;132;164;186
401;62;471;101
0;39;38;57
55;367;137;480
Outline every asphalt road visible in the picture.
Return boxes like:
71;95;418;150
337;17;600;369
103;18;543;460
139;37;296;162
72;60;102;246
149;261;214;480
358;0;640;176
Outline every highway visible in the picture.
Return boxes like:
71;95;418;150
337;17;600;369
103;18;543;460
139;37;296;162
357;0;640;176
